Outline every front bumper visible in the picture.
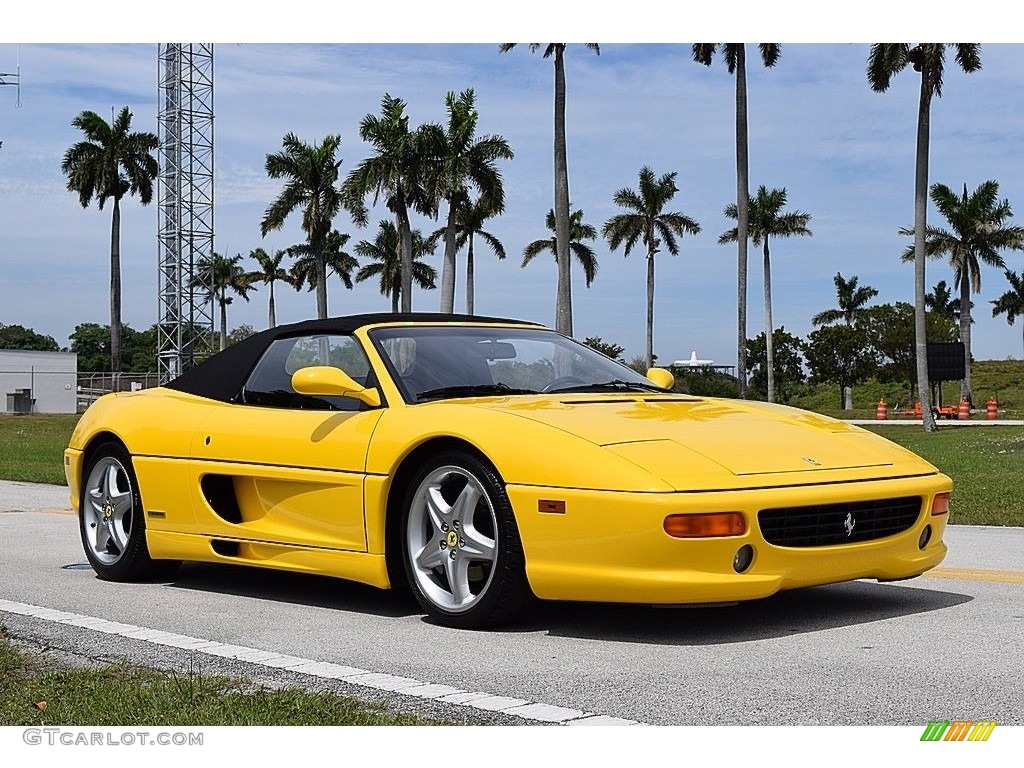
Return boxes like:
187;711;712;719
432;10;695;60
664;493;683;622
508;473;951;604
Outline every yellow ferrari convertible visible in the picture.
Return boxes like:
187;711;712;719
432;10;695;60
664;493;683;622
65;313;952;628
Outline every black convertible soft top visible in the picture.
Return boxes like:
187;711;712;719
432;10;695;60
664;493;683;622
164;312;539;403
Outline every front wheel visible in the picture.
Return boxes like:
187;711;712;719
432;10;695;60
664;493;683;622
79;442;180;581
401;451;531;629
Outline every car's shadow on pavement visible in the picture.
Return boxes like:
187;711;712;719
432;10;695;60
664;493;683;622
159;562;971;644
163;562;421;619
515;579;973;645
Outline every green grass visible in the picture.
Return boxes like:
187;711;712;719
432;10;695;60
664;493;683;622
0;632;439;726
0;414;80;485
866;425;1024;527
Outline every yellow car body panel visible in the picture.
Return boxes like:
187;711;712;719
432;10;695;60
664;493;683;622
508;475;949;603
65;316;952;612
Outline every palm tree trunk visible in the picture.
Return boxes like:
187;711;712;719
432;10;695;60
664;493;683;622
959;275;972;404
392;288;400;313
915;71;937;432
440;199;458;313
315;249;328;320
553;44;573;336
268;280;276;328
110;197;122;373
219;296;228;352
646;252;655;370
466;234;476;315
735;44;750;399
397;202;413;313
763;239;775;403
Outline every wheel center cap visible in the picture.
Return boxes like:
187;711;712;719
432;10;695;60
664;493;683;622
446;530;459;548
103;504;114;520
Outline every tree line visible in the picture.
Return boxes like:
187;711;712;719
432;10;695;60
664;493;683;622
47;43;1024;432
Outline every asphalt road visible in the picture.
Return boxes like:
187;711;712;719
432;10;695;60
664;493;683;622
1;480;1021;726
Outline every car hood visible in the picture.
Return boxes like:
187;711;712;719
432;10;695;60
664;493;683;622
470;395;935;491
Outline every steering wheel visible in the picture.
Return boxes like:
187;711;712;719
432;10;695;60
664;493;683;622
542;376;588;393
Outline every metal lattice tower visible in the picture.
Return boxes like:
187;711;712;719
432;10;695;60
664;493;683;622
0;46;21;108
157;44;215;382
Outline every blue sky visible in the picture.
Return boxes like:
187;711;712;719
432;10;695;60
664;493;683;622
2;22;1024;366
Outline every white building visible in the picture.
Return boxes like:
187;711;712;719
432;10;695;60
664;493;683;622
0;350;78;414
672;351;716;368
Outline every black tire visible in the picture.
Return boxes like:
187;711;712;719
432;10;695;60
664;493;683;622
400;450;531;629
79;442;180;581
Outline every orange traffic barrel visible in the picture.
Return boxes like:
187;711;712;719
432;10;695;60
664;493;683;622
958;397;970;420
987;397;999;420
914;401;922;418
876;399;888;420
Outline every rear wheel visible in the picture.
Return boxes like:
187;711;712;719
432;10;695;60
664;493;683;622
79;442;180;581
401;451;530;628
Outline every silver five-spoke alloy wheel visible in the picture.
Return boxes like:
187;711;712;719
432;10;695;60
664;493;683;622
406;464;499;614
83;455;135;565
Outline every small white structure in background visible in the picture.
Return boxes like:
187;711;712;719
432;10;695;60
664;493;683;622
0;350;78;414
672;351;716;368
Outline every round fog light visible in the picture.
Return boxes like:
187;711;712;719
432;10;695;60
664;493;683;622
918;524;932;550
733;544;754;573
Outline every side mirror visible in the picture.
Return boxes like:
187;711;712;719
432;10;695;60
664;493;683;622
645;367;675;390
291;366;381;407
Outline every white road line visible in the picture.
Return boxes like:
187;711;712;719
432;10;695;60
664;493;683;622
0;598;641;726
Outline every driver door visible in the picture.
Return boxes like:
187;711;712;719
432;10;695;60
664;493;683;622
188;333;383;552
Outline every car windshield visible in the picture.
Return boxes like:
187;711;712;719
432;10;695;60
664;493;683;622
370;325;665;403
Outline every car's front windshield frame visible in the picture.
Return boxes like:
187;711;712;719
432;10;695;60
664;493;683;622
368;324;662;404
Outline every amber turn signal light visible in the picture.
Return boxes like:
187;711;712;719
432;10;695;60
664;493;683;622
930;492;951;516
664;512;746;538
538;500;566;514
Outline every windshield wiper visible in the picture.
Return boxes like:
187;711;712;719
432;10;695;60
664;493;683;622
545;379;667;394
415;383;538;402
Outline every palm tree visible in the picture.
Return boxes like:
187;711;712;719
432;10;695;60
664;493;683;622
926;279;975;324
721;186;812;403
992;270;1024;358
60;106;159;372
522;208;599;295
812;272;878;409
693;43;781;399
260;133;344;321
428;192;506;315
901;180;1024;403
868;43;982;432
499;43;600;336
434;89;513;314
288;230;358;316
342;94;441;313
926;280;958;318
192;253;253;351
812;273;878;326
602;167;701;369
247;248;292;328
355;221;438;312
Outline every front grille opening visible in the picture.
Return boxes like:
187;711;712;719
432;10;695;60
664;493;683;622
758;496;923;547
